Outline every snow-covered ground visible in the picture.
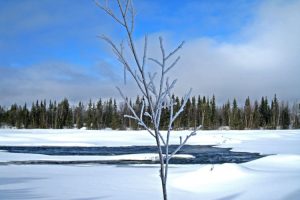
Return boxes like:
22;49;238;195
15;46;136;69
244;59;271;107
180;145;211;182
0;129;300;200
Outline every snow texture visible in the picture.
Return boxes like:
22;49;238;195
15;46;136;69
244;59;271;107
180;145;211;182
0;129;300;200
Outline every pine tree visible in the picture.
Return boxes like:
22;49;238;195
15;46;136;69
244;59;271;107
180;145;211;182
252;100;260;129
75;102;84;129
0;106;5;126
280;103;290;129
244;97;252;129
21;103;30;128
48;100;54;128
86;99;93;129
53;101;58;129
210;95;217;129
196;96;202;127
259;97;271;128
181;98;191;129
293;115;300;129
119;101;128;130
40;100;47;128
290;102;300;129
230;99;240;129
96;99;103;129
189;96;196;129
173;96;181;129
1;95;298;130
201;96;207;129
67;108;73;128
111;99;119;130
57;98;70;128
203;98;211;130
271;94;279;129
103;98;113;128
15;105;23;128
7;104;17;127
222;100;231;127
35;100;41;128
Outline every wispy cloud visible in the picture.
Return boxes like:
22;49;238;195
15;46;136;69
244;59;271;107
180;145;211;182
0;61;127;106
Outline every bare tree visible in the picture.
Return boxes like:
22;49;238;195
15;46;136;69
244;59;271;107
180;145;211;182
95;0;200;199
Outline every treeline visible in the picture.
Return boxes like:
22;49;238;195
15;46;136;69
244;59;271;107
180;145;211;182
0;95;299;130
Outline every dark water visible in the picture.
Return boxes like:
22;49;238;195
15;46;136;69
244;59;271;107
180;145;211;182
0;145;266;165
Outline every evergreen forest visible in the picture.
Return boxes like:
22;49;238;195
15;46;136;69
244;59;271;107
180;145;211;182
0;95;299;130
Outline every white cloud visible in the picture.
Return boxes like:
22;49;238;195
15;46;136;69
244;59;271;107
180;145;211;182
1;0;300;106
0;62;127;106
168;0;300;103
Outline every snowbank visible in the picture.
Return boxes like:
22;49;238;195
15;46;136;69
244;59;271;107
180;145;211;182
0;129;300;200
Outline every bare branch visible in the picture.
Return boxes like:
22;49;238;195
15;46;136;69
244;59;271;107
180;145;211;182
140;98;145;120
144;112;152;120
157;130;166;145
165;79;177;96
165;41;185;61
95;0;125;26
100;35;147;96
148;57;163;67
117;87;155;138
116;0;124;15
167;125;201;161
164;56;180;74
120;40;127;84
159;37;166;60
142;35;148;70
124;0;130;16
124;114;137;120
129;0;135;34
99;2;190;199
148;72;158;96
171;88;192;124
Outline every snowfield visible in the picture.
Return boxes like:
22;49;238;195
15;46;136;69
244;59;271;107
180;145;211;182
0;129;300;200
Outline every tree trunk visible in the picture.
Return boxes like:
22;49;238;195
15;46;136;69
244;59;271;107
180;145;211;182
154;129;168;200
161;179;167;200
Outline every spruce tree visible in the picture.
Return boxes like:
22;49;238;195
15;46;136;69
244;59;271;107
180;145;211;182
75;102;84;129
173;96;181;129
252;100;260;129
201;96;207;129
244;97;252;129
96;99;103;129
0;106;4;126
196;96;202;127
110;99;119;130
86;99;93;129
230;99;240;129
280;103;290;129
210;95;217;129
203;98;211;130
57;98;70;128
191;96;197;129
271;94;279;129
292;103;300;129
222;100;231;127
181;98;191;129
15;105;23;128
8;104;17;127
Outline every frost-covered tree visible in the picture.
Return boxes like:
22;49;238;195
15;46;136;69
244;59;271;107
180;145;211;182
95;0;199;199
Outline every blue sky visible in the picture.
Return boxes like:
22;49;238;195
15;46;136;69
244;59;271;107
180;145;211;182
0;0;299;106
0;0;258;66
